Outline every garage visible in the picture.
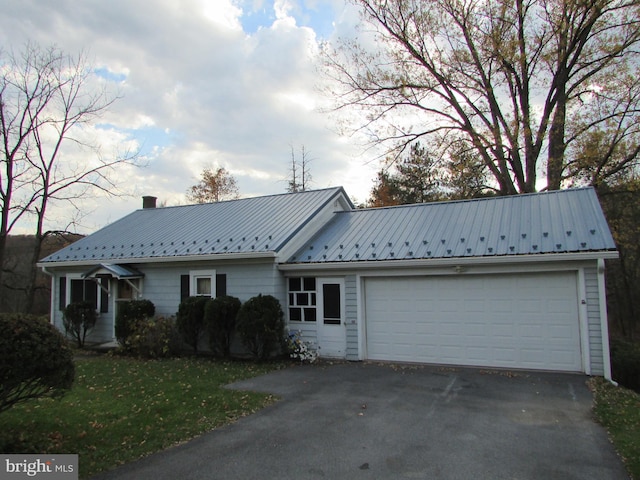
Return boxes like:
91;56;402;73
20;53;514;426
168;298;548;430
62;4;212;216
364;272;582;372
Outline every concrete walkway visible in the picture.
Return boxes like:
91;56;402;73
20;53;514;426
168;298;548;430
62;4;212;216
92;362;629;480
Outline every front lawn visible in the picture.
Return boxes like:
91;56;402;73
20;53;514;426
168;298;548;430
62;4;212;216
0;355;285;478
591;377;640;479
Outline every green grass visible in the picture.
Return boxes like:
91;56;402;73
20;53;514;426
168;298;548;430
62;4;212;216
591;377;640;479
0;355;286;478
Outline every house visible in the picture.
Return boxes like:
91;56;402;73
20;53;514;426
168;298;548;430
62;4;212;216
39;186;618;378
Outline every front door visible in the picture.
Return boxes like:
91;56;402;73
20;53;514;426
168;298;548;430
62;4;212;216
317;278;346;358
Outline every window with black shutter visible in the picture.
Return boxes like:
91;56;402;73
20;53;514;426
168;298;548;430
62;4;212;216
180;274;190;301
59;276;67;310
216;274;227;297
69;279;99;310
181;271;221;300
100;277;109;313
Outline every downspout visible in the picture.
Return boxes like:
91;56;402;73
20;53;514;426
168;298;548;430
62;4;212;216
40;266;55;326
598;259;616;384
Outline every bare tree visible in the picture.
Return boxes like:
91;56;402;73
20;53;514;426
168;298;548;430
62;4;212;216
286;145;313;193
186;166;239;203
323;0;640;194
0;42;138;311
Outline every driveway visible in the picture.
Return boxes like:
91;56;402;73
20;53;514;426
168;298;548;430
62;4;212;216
93;362;628;480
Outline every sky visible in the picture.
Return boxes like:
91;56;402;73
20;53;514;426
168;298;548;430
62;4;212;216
1;0;381;234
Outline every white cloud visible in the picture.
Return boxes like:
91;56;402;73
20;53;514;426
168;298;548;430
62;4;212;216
274;0;296;19
198;0;243;29
1;0;377;234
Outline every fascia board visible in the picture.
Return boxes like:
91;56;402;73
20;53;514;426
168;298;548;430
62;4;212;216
278;250;619;272
37;251;276;269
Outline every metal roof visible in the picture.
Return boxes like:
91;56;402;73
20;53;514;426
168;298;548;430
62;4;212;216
82;264;144;279
40;187;351;264
287;187;617;264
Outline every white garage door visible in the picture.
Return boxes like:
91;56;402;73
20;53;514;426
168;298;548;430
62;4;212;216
365;272;582;372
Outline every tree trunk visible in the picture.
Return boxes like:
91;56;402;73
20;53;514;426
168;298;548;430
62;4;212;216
547;92;567;191
0;232;7;298
25;234;44;314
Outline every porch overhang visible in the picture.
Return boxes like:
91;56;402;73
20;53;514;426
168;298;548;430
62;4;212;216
82;263;145;280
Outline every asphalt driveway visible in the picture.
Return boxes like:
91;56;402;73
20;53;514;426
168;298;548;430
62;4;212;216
93;362;628;480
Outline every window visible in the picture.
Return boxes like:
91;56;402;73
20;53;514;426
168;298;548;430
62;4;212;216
117;279;133;300
187;270;216;298
116;278;142;301
288;277;316;322
70;279;97;308
195;276;212;296
67;277;104;312
322;283;341;325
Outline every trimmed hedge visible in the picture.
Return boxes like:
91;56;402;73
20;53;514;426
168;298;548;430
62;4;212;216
236;294;285;360
205;295;241;358
176;296;209;353
127;316;181;359
0;314;75;413
115;299;156;346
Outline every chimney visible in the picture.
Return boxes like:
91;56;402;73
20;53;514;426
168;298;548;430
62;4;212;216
142;196;157;209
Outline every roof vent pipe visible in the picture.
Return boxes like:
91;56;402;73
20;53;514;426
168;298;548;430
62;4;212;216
142;196;157;209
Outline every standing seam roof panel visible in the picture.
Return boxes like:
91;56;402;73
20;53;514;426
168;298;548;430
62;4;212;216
287;188;616;264
40;188;349;263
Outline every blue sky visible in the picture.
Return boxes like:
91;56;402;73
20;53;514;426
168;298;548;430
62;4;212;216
1;0;378;234
239;0;337;37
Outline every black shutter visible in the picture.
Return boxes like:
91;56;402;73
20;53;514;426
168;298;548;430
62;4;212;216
216;274;227;297
86;280;98;310
180;274;190;301
100;278;109;313
59;276;67;311
70;279;83;304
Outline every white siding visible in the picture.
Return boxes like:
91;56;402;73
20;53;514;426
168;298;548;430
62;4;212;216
345;275;358;360
141;259;284;317
50;269;115;344
584;266;605;375
48;259;286;346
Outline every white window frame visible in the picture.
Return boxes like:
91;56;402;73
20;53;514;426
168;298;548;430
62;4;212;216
189;269;216;297
287;276;317;322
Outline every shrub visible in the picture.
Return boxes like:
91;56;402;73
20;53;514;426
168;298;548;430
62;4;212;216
205;295;241;358
611;339;640;392
236;294;285;360
286;330;318;363
115;299;156;346
0;314;75;413
63;301;98;348
127;316;181;359
176;296;209;353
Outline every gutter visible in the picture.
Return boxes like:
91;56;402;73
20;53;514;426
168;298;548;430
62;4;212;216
37;251;277;269
278;250;619;271
39;266;55;326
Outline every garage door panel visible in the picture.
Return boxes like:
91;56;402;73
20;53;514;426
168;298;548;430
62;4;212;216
494;300;513;312
494;347;518;363
521;324;543;339
365;273;582;372
464;300;485;313
492;323;515;339
467;347;489;361
549;324;573;339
